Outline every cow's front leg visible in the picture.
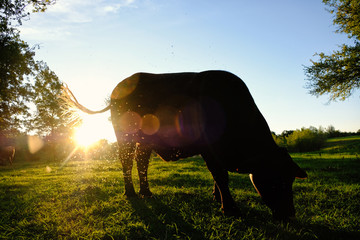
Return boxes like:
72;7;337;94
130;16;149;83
134;144;152;198
202;154;240;216
119;142;136;197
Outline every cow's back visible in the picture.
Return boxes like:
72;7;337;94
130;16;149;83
110;71;275;165
195;71;276;161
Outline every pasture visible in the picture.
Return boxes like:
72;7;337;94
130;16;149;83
0;136;359;239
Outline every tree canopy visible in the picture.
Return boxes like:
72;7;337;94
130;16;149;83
304;0;360;101
30;62;70;137
0;0;57;136
0;33;34;134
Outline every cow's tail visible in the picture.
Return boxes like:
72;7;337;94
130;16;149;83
60;84;111;115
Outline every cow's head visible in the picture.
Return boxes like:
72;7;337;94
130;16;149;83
249;148;307;221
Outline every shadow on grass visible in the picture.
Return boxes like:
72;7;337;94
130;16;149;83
127;191;360;240
0;181;54;238
128;196;205;239
299;222;360;240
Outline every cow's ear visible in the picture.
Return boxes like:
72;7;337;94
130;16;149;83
295;168;307;179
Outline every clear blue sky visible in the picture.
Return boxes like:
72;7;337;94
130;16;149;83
20;0;359;141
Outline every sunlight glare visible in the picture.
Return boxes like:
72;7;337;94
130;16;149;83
73;113;115;147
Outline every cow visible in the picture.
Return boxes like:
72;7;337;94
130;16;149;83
63;70;307;221
0;146;15;165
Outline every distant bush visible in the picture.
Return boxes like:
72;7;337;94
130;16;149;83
272;133;287;148
285;127;327;152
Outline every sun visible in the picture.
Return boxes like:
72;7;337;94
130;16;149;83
74;122;99;147
73;113;115;147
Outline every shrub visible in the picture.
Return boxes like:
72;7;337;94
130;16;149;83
272;133;287;148
285;127;327;152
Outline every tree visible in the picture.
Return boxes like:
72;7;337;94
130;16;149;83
0;1;55;135
304;0;360;101
0;34;34;134
30;62;68;136
1;1;55;32
29;61;81;161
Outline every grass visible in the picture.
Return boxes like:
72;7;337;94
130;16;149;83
0;136;359;239
322;135;360;154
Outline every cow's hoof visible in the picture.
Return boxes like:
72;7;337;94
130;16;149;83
139;189;153;198
222;206;241;217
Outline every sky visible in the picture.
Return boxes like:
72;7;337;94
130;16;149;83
19;0;360;142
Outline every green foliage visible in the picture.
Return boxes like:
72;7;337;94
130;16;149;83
0;33;35;133
305;43;360;101
30;62;70;136
273;126;360;153
1;1;55;32
272;133;287;148
273;127;328;152
286;127;327;152
1;138;360;239
0;1;57;135
323;0;360;38
84;139;119;160
304;0;360;101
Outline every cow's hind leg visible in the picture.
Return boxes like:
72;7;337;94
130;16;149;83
119;142;136;197
213;182;221;203
213;162;231;202
202;153;240;216
134;144;152;197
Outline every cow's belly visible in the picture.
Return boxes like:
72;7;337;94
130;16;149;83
154;146;200;162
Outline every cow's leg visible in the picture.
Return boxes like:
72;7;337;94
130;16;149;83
213;181;221;203
134;144;152;197
202;154;240;216
10;149;14;165
119;142;136;197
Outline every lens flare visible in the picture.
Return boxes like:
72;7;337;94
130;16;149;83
141;114;160;135
28;135;44;154
73;114;113;147
74;124;99;147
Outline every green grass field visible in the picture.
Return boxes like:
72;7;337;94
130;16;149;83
1;136;359;239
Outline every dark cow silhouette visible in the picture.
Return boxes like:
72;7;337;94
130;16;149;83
63;70;307;221
0;146;15;165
